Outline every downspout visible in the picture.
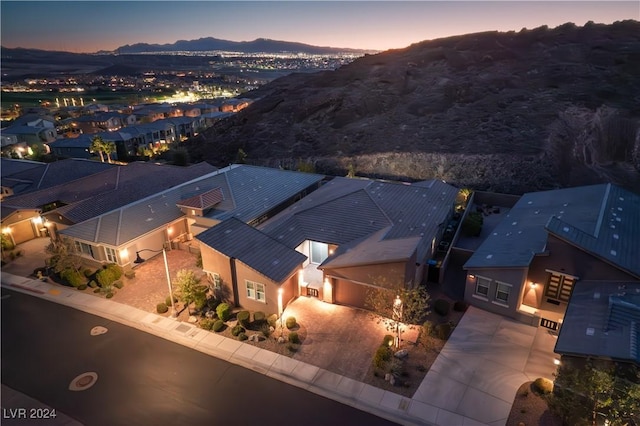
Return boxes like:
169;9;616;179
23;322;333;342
229;257;239;307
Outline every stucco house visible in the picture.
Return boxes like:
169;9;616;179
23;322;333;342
463;184;640;331
196;176;459;314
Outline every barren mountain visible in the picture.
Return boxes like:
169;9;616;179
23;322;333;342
187;21;640;194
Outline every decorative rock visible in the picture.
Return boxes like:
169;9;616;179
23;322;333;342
205;311;215;319
394;349;409;359
256;334;266;342
188;316;198;323
389;376;396;386
277;336;286;344
269;326;275;333
385;373;392;382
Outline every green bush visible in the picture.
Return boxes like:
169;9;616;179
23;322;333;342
253;311;266;322
237;310;250;327
199;318;216;331
207;298;220;310
113;281;123;289
93;288;101;294
165;295;178;306
434;299;450;316
288;332;300;344
216;303;231;321
382;334;394;347
83;268;93;277
124;270;136;279
462;211;483;237
105;292;114;299
435;322;451;340
157;303;169;314
287;343;299;353
60;268;84;287
88;280;98;288
422;321;435;336
238;332;248;341
267;314;278;328
286;316;297;329
453;301;468;312
373;346;392;370
77;284;87;291
533;377;554;394
231;324;245;337
260;323;272;338
213;320;225;332
96;264;123;287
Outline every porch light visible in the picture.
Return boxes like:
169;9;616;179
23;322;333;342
277;287;284;316
32;216;43;225
119;248;128;260
2;227;11;234
529;282;537;288
553;359;561;366
469;274;475;280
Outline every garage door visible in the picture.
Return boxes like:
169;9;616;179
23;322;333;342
10;220;36;245
334;279;368;309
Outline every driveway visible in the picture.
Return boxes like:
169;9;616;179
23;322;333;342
410;307;558;425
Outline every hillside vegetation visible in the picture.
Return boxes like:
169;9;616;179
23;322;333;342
187;21;640;194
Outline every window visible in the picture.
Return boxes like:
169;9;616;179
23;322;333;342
495;282;511;304
545;271;576;303
105;247;117;263
74;241;94;258
310;241;329;264
475;276;490;297
246;280;265;303
207;272;221;289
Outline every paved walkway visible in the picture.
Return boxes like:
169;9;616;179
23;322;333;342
1;270;558;426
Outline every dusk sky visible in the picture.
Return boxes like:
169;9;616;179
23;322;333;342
1;1;638;53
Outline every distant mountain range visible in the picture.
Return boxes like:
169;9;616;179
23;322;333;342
108;37;375;55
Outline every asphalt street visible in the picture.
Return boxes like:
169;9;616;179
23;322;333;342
1;288;397;426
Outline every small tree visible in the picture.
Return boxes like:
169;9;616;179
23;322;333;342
45;238;83;274
364;277;431;325
174;269;207;315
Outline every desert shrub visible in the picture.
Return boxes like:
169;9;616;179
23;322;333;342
373;346;392;370
287;343;299;353
199;318;216;331
194;297;207;311
231;324;245;337
207;298;220;311
533;377;554;394
422;321;434;336
434;299;450;316
83;268;93;277
96;266;119;287
216;303;231;321
435;322;452;340
253;311;266;323
113;281;123;289
165;295;178;306
453;301;468;312
60;268;84;287
213;320;225;332
286;316;297;329
93;288;101;294
267;314;278;328
260;323;272;337
124;270;136;279
88;280;98;288
157;303;169;314
105;292;114;299
238;332;248;341
382;334;394;347
237;310;250;327
288;332;300;344
390;358;404;376
77;284;87;291
462;211;483;237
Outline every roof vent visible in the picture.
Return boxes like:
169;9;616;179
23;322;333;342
486;254;493;259
563;227;570;232
272;259;280;265
586;327;595;336
224;229;232;234
610;250;617;256
527;201;533;205
619;197;625;201
613;234;619;240
618;207;623;211
594;292;600;299
563;203;568;207
512;221;517;226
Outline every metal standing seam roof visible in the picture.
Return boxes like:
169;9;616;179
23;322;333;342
464;184;611;269
545;184;640;278
554;280;640;364
196;217;307;283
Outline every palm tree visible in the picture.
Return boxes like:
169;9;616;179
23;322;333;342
90;136;105;162
103;141;116;163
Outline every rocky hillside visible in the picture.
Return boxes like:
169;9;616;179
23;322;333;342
187;21;640;194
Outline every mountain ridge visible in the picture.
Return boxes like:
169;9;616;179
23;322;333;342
186;20;640;194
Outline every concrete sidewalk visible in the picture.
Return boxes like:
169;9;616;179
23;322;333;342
1;272;558;426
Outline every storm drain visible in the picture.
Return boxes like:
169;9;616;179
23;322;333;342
69;372;98;391
90;326;108;336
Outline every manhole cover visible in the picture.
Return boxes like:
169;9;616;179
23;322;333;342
69;372;98;391
90;326;108;336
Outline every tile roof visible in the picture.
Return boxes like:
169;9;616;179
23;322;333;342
555;280;640;363
197;217;306;283
176;187;224;210
464;184;611;269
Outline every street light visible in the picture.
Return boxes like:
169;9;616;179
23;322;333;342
393;295;403;349
134;248;177;318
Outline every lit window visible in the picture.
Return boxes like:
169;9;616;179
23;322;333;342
475;277;490;297
105;247;117;263
246;280;265;303
495;282;511;304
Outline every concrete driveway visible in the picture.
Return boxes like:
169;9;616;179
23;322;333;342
410;307;558;426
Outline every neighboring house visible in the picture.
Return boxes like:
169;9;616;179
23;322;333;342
463;184;640;330
1;125;57;145
1;205;47;245
164;116;205;141
57;165;323;273
47;135;94;159
70;112;136;134
201;111;233;128
197;176;459;314
554;280;640;366
220;98;252;113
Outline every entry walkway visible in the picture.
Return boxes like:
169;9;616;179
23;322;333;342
1;271;558;426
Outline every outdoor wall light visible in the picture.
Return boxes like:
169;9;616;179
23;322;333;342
529;282;537;288
553;359;561;366
469;274;475;280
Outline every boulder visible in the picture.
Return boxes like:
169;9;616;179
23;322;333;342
394;349;409;359
277;336;286;344
205;311;215;319
188;315;198;323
